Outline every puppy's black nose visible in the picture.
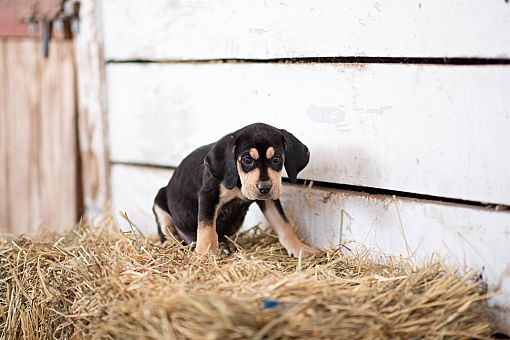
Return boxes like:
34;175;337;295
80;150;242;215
256;183;272;194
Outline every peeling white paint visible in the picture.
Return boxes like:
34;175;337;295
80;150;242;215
102;0;510;60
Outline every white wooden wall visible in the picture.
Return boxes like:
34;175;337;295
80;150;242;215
100;0;510;332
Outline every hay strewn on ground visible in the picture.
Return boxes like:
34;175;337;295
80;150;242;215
0;217;494;339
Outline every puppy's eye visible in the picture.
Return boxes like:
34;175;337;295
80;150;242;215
241;155;253;165
272;155;282;164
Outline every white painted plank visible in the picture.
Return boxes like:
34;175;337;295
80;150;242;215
111;165;174;234
107;63;510;205
101;0;510;60
111;164;510;332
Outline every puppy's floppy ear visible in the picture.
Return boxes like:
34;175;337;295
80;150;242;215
281;129;310;183
204;134;239;189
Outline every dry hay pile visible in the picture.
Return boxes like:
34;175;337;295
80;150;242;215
0;218;494;339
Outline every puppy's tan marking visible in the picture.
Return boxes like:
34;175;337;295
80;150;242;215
249;148;259;160
196;222;218;256
219;184;245;203
154;204;180;241
267;168;282;199
263;200;317;258
266;146;275;159
237;161;260;200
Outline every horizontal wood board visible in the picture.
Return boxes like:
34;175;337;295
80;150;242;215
101;0;510;60
107;63;510;205
111;164;510;330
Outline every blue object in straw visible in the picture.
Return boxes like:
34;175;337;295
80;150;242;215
262;299;282;309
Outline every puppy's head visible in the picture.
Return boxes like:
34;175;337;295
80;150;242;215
205;123;310;200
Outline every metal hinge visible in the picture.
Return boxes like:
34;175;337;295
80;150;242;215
18;0;80;58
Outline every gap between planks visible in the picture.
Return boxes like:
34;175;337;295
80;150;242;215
105;56;510;65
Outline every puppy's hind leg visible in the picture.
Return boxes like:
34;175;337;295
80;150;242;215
153;187;180;243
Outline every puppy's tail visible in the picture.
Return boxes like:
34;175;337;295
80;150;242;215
153;187;170;243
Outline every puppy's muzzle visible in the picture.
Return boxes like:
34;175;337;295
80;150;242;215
256;182;272;195
255;180;278;200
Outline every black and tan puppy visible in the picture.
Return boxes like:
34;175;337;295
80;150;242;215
153;123;317;257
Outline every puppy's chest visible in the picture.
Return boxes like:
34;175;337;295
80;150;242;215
219;186;247;206
216;193;253;229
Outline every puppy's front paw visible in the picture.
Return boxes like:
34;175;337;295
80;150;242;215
221;238;238;253
195;241;218;256
195;227;218;256
281;238;318;258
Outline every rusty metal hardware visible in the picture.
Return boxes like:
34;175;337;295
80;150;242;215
17;0;80;58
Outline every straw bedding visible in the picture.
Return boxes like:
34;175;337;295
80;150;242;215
0;217;494;339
